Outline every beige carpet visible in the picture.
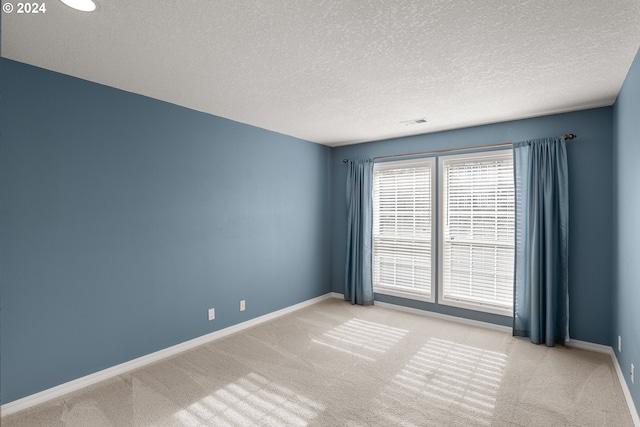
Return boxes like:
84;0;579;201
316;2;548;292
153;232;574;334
3;299;634;426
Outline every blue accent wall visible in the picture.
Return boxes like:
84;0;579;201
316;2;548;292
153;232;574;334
0;59;332;403
331;108;614;342
613;47;640;411
1;55;628;407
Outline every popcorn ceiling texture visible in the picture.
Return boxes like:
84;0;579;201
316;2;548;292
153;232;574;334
2;0;640;145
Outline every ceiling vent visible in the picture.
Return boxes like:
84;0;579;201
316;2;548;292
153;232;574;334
401;118;428;126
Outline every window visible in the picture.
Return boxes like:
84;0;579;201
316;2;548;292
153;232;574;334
371;150;514;317
439;150;514;316
372;158;435;301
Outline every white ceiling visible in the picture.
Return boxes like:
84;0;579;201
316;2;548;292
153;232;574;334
2;1;640;146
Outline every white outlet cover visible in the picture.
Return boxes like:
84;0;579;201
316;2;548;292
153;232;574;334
618;336;622;352
208;308;215;321
240;300;246;311
632;364;635;384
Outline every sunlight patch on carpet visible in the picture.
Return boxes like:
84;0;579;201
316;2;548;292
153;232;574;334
173;372;325;426
390;338;507;425
311;317;408;361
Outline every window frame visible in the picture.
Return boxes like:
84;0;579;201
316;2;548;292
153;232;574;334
372;157;436;303
437;149;515;317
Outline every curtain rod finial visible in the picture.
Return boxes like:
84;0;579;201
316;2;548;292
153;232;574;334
343;159;349;163
563;133;577;140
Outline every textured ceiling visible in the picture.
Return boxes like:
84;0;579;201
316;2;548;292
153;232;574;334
2;0;640;146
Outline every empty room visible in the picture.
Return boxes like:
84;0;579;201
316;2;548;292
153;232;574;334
1;0;639;425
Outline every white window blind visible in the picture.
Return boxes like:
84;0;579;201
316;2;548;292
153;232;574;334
439;150;514;314
373;158;435;300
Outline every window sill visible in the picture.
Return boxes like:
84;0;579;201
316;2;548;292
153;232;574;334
374;287;434;303
438;297;513;317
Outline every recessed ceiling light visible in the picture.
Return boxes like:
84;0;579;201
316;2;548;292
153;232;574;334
59;0;97;12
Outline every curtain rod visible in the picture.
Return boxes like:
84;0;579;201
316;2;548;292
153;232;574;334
342;133;577;163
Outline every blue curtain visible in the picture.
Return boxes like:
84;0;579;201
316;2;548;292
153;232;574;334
345;159;374;306
513;137;569;346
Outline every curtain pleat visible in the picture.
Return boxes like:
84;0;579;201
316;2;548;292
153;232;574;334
345;159;374;306
513;137;569;346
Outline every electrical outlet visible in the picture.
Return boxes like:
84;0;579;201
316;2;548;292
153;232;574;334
632;364;635;385
240;300;246;311
618;336;622;352
208;308;215;321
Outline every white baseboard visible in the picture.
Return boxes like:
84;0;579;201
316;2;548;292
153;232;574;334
566;340;638;426
609;348;640;427
1;293;335;417
566;339;611;354
331;292;511;333
334;292;640;425
6;292;638;426
374;300;512;333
